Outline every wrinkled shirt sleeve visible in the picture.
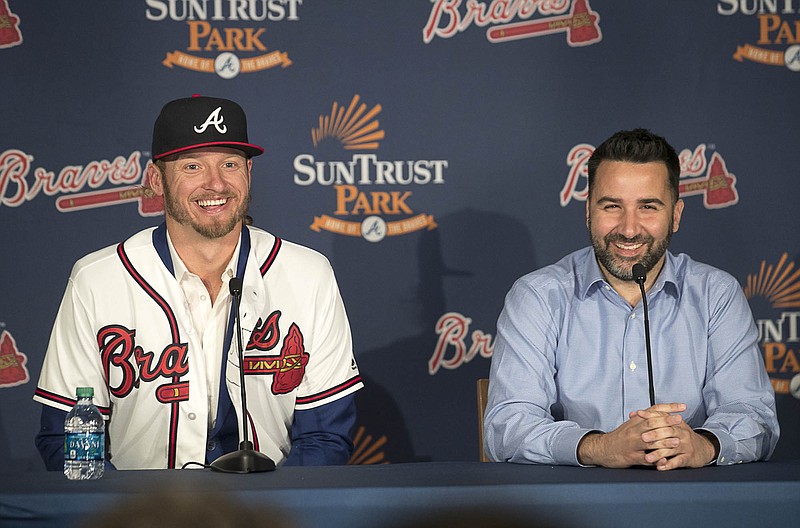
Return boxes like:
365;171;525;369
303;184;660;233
698;277;779;465
484;278;596;465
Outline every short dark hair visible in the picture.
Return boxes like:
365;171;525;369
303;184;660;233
587;128;680;202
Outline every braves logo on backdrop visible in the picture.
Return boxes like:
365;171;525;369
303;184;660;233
0;0;22;49
560;142;740;209
718;1;800;71
423;0;602;47
244;312;309;395
98;324;190;403
293;94;447;242
0;150;158;215
0;329;30;388
430;312;494;375
744;252;800;400
145;0;296;79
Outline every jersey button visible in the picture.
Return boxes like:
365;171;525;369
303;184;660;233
188;412;197;420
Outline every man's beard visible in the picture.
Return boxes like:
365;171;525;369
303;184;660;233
162;182;250;239
590;218;673;282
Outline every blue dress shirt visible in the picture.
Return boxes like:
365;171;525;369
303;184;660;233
485;247;779;466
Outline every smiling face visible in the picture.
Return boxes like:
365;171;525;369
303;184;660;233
586;160;684;283
150;147;252;241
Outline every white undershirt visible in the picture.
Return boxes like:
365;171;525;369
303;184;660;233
166;233;239;431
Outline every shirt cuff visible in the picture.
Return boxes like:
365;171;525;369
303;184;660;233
694;427;735;466
557;428;602;466
696;427;731;466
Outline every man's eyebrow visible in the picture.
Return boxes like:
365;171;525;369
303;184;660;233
594;196;666;206
639;197;666;206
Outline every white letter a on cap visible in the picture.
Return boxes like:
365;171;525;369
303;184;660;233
194;107;227;134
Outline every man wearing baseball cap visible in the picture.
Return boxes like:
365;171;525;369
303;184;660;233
34;95;363;470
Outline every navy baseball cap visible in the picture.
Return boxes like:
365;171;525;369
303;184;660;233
151;95;264;160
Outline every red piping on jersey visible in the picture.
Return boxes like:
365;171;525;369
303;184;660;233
296;375;362;405
260;237;282;276
246;233;279;452
34;387;111;416
117;242;182;469
246;411;260;451
116;244;181;343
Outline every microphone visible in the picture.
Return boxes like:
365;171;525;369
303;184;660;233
210;277;276;473
632;263;656;407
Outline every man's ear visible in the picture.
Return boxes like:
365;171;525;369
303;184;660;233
585;198;591;229
146;162;164;197
672;198;685;233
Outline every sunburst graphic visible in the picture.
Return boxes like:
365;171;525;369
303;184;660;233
743;252;800;308
312;94;385;150
347;425;388;465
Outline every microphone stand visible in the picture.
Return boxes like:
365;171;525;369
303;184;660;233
632;264;656;407
210;277;276;473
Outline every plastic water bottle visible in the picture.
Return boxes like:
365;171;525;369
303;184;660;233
64;386;105;480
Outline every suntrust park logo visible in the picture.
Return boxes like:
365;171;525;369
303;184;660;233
145;0;297;79
744;253;800;399
423;0;602;46
560;142;740;209
718;0;800;70
293;95;446;242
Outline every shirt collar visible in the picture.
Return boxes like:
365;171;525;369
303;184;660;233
653;251;680;299
577;247;680;300
576;248;606;300
166;231;240;284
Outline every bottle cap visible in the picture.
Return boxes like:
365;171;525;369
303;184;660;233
76;387;94;398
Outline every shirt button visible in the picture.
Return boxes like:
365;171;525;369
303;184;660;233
629;361;637;372
631;313;636;319
200;295;207;301
188;412;197;420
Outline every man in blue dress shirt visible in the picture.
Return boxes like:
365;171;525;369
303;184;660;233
485;128;779;470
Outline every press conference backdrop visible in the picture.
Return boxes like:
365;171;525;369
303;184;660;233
1;1;798;472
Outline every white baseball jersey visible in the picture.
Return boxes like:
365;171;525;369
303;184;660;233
34;224;362;469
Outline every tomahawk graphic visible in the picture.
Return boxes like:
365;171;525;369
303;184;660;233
487;0;601;46
55;172;164;216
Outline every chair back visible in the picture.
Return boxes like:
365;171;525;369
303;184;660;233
476;378;490;462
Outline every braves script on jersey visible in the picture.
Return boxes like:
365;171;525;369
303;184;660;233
34;224;362;469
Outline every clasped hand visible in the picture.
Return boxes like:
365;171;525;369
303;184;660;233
578;403;716;471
